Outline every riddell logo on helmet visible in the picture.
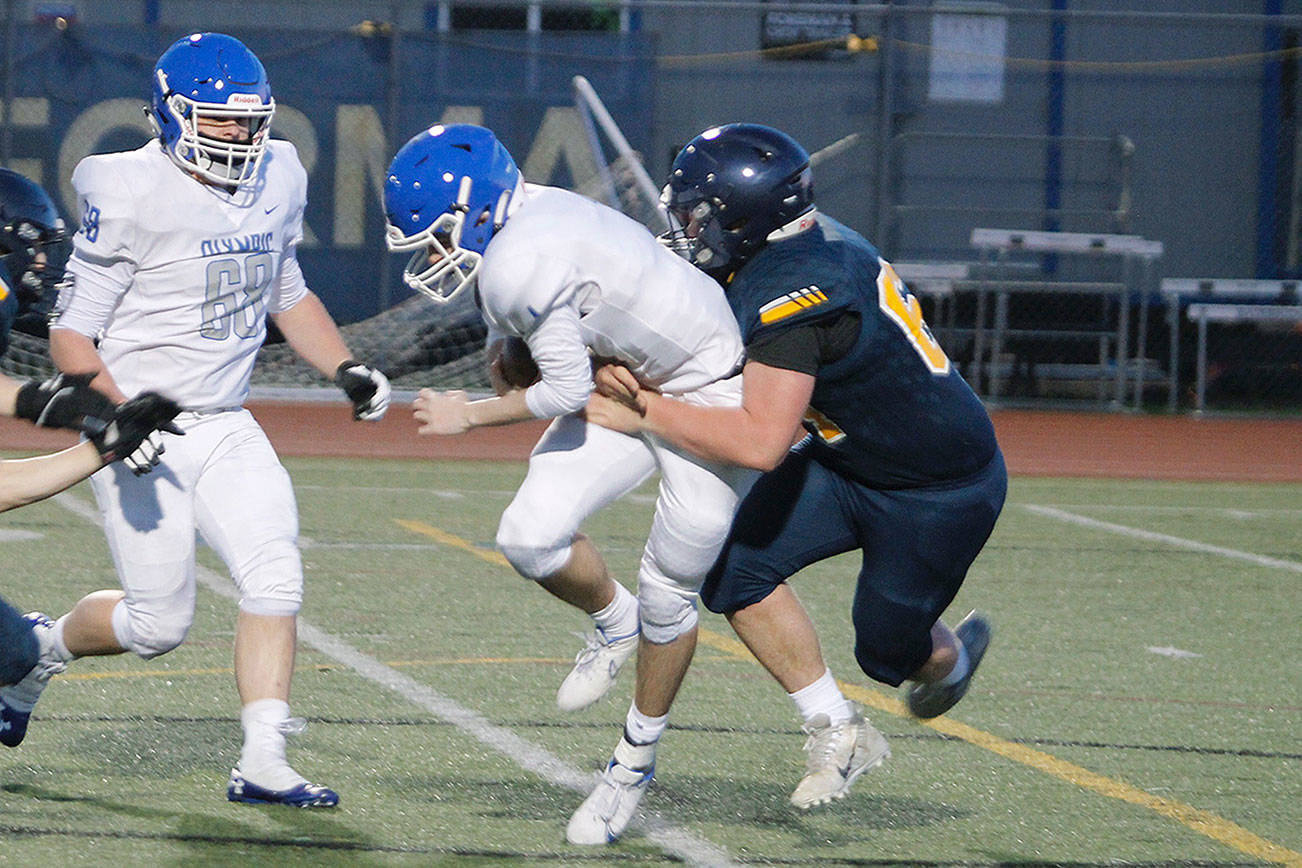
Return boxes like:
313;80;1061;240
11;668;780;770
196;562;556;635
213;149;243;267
227;93;263;107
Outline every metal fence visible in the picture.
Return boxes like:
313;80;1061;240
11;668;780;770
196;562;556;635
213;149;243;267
0;0;1299;413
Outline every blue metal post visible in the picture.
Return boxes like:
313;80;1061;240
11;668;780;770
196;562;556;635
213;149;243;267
1257;0;1283;277
1044;0;1066;276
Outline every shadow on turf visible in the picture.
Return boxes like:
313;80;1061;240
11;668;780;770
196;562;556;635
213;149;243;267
3;782;369;854
448;773;968;846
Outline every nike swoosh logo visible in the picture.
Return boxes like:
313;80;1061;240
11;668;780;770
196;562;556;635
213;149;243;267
264;205;279;214
527;306;541;318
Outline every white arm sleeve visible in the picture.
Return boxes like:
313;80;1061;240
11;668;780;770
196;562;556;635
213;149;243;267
523;303;593;418
55;154;138;337
52;255;133;337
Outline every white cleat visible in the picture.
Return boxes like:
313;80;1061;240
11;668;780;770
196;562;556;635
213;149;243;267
566;736;655;845
556;627;638;712
789;704;889;809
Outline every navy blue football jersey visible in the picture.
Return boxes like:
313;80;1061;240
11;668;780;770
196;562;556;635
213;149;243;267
726;215;998;488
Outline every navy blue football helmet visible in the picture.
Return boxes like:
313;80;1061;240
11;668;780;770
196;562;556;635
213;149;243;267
383;124;522;304
0;169;67;353
662;123;815;275
148;32;275;186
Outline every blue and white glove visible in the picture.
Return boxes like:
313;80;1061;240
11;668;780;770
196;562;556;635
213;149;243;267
334;360;391;421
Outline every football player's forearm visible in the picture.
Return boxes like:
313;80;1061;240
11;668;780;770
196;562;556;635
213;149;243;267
0;374;22;416
49;328;127;402
0;442;104;513
641;395;789;470
465;388;534;427
272;292;353;379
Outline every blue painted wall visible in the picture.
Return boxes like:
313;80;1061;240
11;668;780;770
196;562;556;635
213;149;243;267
1;25;653;321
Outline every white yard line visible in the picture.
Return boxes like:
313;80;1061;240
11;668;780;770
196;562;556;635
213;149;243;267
298;540;443;551
294;485;488;497
1026;503;1302;517
1022;504;1302;573
52;491;737;868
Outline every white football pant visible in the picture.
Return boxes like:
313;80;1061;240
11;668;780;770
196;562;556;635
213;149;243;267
497;378;755;644
90;409;302;659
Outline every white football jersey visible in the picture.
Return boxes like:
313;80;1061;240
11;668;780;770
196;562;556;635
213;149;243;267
478;186;744;396
53;140;310;410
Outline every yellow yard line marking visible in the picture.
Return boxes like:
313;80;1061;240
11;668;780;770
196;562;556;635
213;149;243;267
399;517;1302;867
840;684;1302;867
397;519;512;567
699;610;1300;866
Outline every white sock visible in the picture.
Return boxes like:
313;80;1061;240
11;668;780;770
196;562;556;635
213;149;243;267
592;582;639;640
239;698;307;791
935;642;971;687
624;702;668;746
49;615;76;663
789;669;853;726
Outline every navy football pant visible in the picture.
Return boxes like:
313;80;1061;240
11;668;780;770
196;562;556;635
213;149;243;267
701;446;1007;686
0;594;38;686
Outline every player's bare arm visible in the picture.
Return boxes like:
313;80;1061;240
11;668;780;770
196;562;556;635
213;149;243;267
0;443;105;512
270;291;354;377
590;359;814;471
272;292;391;421
0;395;183;508
49;328;129;403
413;386;533;435
0;382;182;509
414;335;542;434
0;377;103;505
0;374;20;413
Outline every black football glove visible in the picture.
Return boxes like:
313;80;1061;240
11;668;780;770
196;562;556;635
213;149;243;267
334;359;391;421
14;372;115;433
90;392;185;475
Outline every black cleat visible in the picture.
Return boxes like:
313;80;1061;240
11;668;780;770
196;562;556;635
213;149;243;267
905;610;992;719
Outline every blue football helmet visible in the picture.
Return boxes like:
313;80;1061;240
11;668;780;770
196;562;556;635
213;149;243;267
147;32;275;187
0;169;67;354
662;123;815;275
383;124;521;304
